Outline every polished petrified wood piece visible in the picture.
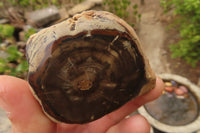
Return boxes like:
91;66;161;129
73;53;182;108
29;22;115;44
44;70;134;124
26;10;156;124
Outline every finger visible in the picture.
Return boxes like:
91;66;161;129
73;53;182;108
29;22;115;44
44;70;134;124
106;115;150;133
106;76;164;122
57;77;163;133
0;75;56;133
83;77;163;132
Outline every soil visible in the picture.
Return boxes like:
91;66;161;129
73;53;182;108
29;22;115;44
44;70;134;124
0;107;11;133
135;0;200;84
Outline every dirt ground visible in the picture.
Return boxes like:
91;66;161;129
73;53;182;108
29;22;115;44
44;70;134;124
135;0;200;84
0;107;11;133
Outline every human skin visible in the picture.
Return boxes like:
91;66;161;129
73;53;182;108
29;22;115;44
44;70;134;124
0;75;163;133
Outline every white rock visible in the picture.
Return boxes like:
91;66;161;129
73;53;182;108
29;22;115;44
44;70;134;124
26;5;60;27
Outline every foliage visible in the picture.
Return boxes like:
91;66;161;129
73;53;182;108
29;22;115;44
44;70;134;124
0;45;28;77
0;24;28;78
161;0;200;67
5;0;59;9
103;0;141;27
0;24;15;43
3;0;85;10
25;28;37;41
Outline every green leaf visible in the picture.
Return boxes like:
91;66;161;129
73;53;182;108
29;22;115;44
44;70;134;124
25;28;37;40
133;4;138;9
16;60;28;72
162;0;200;67
191;35;200;43
0;2;4;7
5;46;23;62
0;24;15;38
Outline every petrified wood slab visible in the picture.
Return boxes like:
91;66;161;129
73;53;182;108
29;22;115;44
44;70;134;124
26;10;156;124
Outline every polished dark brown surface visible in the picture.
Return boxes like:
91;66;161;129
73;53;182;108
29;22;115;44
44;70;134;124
26;10;156;124
28;31;147;123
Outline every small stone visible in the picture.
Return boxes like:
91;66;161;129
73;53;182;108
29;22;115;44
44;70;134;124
164;86;174;93
174;88;184;96
0;18;9;24
179;86;188;93
176;95;185;99
26;5;60;27
19;31;25;41
170;80;177;87
0;50;9;59
165;92;173;97
16;41;26;49
183;93;189;98
165;82;172;87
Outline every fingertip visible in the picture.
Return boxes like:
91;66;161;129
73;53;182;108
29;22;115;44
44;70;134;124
0;75;29;111
0;75;39;122
0;75;56;133
156;76;164;91
137;76;164;103
106;115;150;133
149;76;164;100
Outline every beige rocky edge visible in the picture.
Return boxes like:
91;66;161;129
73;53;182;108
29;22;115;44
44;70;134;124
26;10;156;124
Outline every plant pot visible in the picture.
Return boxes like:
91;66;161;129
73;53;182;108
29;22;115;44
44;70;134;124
138;73;200;133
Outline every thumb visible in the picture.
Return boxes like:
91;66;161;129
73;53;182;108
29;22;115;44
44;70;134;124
0;75;56;133
106;114;150;133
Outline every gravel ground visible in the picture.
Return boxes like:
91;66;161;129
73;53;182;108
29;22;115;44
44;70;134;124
0;107;11;133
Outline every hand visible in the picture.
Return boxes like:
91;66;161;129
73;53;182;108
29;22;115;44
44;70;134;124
0;75;163;133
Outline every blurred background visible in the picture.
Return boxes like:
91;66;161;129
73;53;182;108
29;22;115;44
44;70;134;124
0;0;199;133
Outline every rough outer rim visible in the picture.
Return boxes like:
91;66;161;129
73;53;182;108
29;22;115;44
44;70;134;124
28;85;62;123
26;10;156;123
26;10;156;96
138;73;200;133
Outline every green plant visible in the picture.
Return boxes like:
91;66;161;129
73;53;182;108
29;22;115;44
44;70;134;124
132;3;141;27
25;28;37;41
0;45;28;77
0;24;15;43
6;0;84;9
103;0;141;27
5;0;60;9
104;0;130;18
161;0;200;67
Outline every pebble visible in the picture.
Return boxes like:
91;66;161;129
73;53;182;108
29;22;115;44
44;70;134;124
26;5;60;27
179;86;188;93
0;18;9;24
164;86;174;93
183;93;189;98
176;95;185;99
170;80;177;87
174;88;185;96
165;92;173;97
165;82;172;87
